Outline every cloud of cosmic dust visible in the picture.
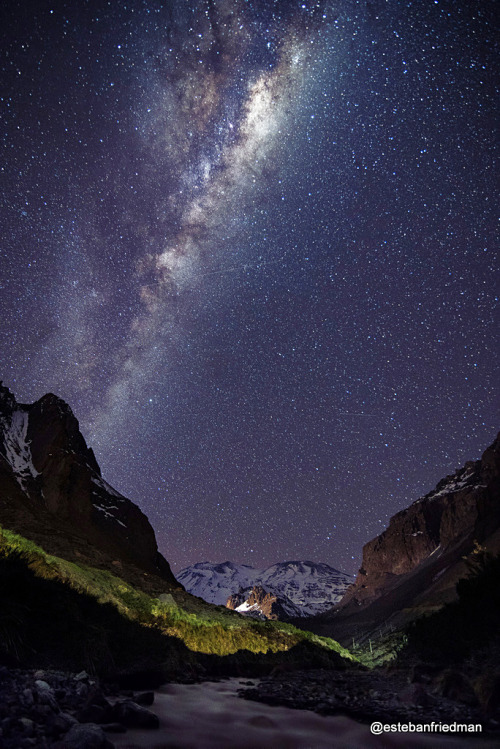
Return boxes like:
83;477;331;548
89;7;317;444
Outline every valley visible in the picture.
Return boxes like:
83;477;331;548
0;382;498;747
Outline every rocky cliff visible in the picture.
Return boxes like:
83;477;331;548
306;432;500;646
338;432;500;614
226;585;289;620
0;382;178;594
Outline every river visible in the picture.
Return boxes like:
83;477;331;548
110;678;493;748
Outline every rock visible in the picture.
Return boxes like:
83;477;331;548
76;682;89;698
35;681;59;711
409;662;442;684
101;722;127;733
47;711;78;737
92;692;112;710
1;717;12;732
74;671;90;682
19;739;38;748
434;670;478;706
158;593;176;606
77;685;113;721
226;585;288;620
0;667;136;748
135;691;154;706
35;680;52;692
247;715;276;728
76;703;108;724
38;692;59;710
474;671;500;716
316;701;336;714
31;703;55;720
398;683;434;707
111;699;159;728
19;717;35;736
22;688;34;706
55;723;114;749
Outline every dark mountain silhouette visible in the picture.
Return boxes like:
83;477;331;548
0;382;179;595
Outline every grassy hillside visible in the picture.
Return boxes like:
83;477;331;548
0;525;355;677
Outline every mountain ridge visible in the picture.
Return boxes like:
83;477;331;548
306;430;500;644
177;558;353;618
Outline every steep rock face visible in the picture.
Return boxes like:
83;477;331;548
27;393;101;477
177;559;352;618
0;382;178;593
226;585;289;620
338;432;500;613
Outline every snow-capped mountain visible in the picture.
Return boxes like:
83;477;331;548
174;561;256;606
258;561;354;617
176;559;353;618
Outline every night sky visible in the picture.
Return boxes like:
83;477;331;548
1;0;498;575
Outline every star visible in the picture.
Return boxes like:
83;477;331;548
0;0;497;575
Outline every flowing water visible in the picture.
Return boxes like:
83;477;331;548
111;678;492;749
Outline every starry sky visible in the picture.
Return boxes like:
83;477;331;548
1;0;498;575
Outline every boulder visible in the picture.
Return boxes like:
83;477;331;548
55;723;114;749
434;669;478;706
474;671;500;716
111;699;159;728
135;691;155;706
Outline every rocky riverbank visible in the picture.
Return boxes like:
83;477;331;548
0;666;160;748
2;662;499;748
238;665;500;735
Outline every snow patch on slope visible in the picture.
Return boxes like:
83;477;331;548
93;501;126;527
0;408;39;489
91;475;126;500
235;599;266;619
90;479;129;528
416;461;481;504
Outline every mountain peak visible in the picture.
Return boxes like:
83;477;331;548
227;584;288;620
331;431;500;631
0;381;16;414
0;383;179;595
177;558;353;617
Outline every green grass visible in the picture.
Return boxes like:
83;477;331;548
0;525;356;662
350;631;409;668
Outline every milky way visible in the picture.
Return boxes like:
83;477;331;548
1;0;498;574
